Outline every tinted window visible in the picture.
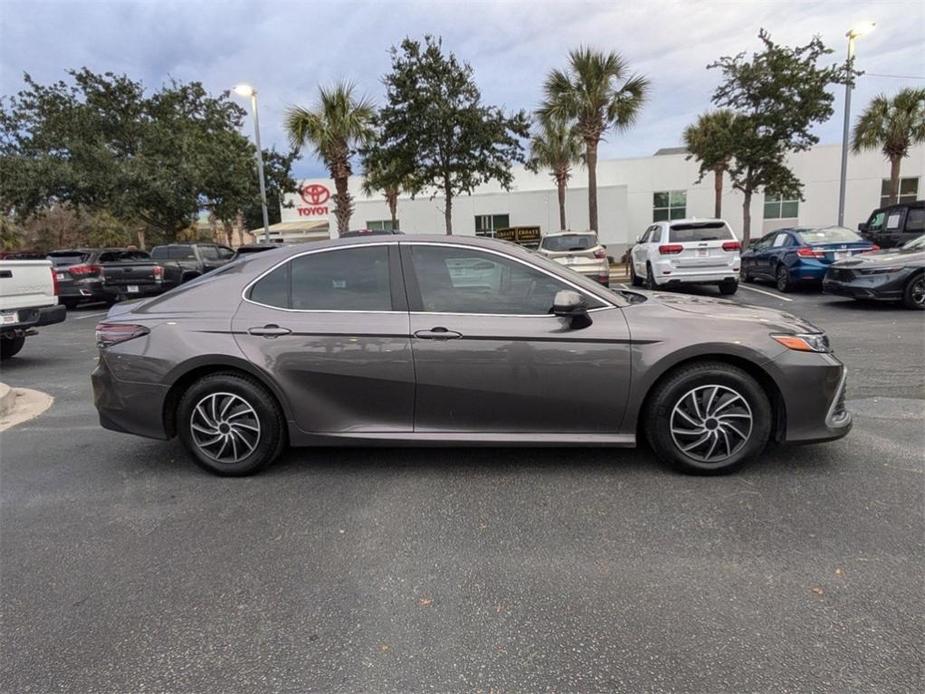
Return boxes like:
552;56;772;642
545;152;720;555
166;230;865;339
651;227;662;243
540;234;597;252
48;252;90;266
638;230;650;244
98;250;150;262
250;263;290;308
200;246;219;260
867;211;885;231
411;245;599;315
668;222;733;242
290;246;391;311
906;208;924;232
795;227;863;244
217;246;235;259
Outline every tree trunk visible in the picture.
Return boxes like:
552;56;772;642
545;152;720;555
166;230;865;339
136;228;146;250
333;175;352;235
556;174;567;230
741;188;752;247
388;192;398;229
586;140;598;232
443;178;453;235
713;166;724;218
888;156;902;205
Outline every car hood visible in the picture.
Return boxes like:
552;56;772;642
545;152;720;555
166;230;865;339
638;291;820;333
832;247;925;267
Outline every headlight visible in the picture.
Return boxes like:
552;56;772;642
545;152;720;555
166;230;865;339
771;333;830;353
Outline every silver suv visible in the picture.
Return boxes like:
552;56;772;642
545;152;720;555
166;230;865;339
537;231;610;286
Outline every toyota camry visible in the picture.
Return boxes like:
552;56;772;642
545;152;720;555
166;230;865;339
92;235;851;476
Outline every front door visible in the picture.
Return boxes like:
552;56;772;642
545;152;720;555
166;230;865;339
401;243;632;434
232;243;414;434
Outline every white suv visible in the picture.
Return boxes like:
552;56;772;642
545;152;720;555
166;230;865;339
629;219;741;295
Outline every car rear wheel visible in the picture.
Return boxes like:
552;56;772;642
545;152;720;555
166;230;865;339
902;273;924;310
776;265;793;293
719;279;738;296
644;361;772;474
0;335;25;361
177;372;286;476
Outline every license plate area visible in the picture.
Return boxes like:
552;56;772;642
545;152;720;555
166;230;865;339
127;285;140;293
56;272;66;280
1;312;20;325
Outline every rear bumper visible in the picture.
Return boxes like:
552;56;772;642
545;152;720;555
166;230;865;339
0;304;65;336
36;304;66;327
655;268;739;285
102;282;172;299
91;353;171;440
58;278;108;301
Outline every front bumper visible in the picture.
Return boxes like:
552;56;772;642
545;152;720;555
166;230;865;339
823;267;911;301
768;350;852;443
91;353;171;440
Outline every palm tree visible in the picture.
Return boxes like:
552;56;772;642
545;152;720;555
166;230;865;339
541;47;649;233
361;156;409;231
683;110;737;218
526;115;583;230
852;88;925;205
285;83;375;234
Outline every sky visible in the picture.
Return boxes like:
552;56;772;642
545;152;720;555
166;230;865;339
1;0;923;180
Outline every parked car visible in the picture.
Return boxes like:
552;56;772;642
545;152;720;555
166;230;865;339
824;233;925;309
629;219;741;294
741;226;877;292
230;243;284;261
149;243;236;281
857;200;924;249
537;231;610;286
92;235;851;477
49;248;153;308
100;249;183;301
339;228;404;238
0;257;66;360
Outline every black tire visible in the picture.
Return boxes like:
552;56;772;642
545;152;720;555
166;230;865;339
0;335;25;361
181;273;200;284
644;361;772;475
902;273;925;310
742;268;756;284
177;372;286;476
645;263;658;290
775;264;793;293
629;262;643;287
719;280;739;296
60;298;77;309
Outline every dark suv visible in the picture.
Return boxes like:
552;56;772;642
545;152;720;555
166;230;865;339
858;200;924;249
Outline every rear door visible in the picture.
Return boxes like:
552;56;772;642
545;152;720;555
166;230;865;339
401;242;631;434
231;243;414;434
666;221;737;270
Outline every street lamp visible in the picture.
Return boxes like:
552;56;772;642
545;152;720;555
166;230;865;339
233;83;271;243
837;21;876;227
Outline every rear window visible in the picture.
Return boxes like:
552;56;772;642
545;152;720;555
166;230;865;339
151;246;196;260
540;234;598;252
48;252;90;266
668;223;733;243
97;250;150;262
795;227;862;244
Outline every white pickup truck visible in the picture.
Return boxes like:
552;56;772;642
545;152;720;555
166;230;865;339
0;259;67;360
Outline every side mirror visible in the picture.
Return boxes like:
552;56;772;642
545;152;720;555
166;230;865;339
552;290;591;329
857;223;865;232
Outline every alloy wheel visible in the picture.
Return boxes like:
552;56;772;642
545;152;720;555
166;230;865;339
911;276;925;307
669;385;753;465
776;266;790;292
189;392;261;464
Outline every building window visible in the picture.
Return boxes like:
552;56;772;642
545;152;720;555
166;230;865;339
881;178;919;207
366;219;399;231
474;214;510;237
653;191;686;221
763;193;799;219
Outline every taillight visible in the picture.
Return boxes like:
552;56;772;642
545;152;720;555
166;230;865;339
95;323;150;348
593;248;607;259
869;244;880;251
50;267;60;296
796;247;825;258
69;263;102;276
722;241;741;252
658;244;684;255
153;265;165;281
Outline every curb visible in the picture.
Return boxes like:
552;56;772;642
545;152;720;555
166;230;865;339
0;383;14;418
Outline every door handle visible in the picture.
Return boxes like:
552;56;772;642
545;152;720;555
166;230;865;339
414;327;462;340
248;324;292;338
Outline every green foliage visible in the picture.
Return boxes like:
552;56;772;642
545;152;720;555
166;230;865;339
540;47;648;232
371;35;529;234
242;148;299;232
285;83;375;233
683;110;737;181
361;152;411;227
526;115;583;229
708;30;855;242
0;69;296;244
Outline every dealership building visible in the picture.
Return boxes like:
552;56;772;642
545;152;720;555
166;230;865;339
274;142;924;252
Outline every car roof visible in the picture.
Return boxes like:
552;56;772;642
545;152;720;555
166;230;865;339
542;230;596;237
659;218;727;226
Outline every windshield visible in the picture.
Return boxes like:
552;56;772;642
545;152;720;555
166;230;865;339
668;222;733;242
540;234;597;252
902;234;925;251
796;226;863;244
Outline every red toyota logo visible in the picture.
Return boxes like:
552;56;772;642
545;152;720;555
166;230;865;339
300;184;331;206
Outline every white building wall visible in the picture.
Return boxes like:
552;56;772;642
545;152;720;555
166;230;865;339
282;142;924;253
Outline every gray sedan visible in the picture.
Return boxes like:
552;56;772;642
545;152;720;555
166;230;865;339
92;235;851;476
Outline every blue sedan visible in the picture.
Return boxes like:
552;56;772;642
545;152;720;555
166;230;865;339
740;226;878;292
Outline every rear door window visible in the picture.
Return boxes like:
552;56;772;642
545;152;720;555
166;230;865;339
668;222;733;243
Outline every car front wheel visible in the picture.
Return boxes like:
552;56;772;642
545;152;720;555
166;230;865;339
644;361;772;474
902;273;924;310
177;372;286;476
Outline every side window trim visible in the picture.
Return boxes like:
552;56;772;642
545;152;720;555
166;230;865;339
399;241;614;316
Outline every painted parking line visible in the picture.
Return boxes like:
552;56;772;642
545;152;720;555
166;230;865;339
69;311;109;320
738;285;794;302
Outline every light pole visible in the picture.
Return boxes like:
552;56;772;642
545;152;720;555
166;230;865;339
837;21;875;227
233;84;271;243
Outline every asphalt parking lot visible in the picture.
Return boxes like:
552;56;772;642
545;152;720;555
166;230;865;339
1;284;923;693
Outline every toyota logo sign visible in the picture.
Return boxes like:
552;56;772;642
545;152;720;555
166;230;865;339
300;184;331;206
